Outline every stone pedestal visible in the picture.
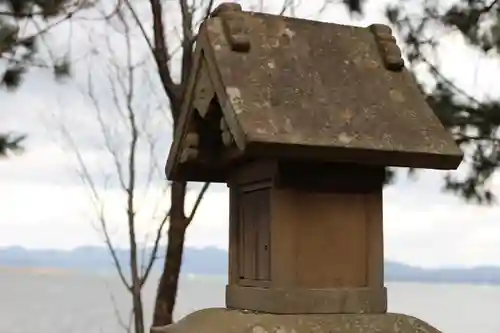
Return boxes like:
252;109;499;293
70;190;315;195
151;308;443;333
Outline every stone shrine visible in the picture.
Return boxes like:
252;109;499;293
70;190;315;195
160;3;463;333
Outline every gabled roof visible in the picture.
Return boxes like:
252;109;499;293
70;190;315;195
166;4;463;182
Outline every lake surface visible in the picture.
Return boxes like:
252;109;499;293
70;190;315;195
1;269;500;333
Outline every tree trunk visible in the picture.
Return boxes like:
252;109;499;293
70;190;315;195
151;180;188;327
132;286;145;333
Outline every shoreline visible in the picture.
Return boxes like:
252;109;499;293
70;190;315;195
0;266;78;276
0;267;499;287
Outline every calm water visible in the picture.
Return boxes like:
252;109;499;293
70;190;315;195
1;269;500;333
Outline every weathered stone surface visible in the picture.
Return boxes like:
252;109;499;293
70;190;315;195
226;285;387;314
151;308;442;333
166;5;464;182
201;11;462;168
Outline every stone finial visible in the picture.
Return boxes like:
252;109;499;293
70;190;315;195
210;2;250;53
210;2;243;17
369;24;404;71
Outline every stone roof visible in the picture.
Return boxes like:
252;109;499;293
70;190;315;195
166;3;463;182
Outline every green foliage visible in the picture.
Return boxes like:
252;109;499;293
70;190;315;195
385;0;500;203
343;0;365;14
0;0;77;90
0;0;80;155
0;133;25;156
53;56;70;79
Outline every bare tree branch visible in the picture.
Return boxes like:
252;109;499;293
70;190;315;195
19;9;83;83
107;282;133;333
279;0;295;15
179;0;194;86
201;0;216;24
187;182;210;224
98;210;133;292
85;68;129;191
483;0;499;14
122;0;155;55
149;0;181;113
56;122;132;291
141;210;170;286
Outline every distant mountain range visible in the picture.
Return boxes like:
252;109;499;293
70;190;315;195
1;246;500;285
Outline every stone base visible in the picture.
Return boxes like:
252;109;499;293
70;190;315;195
226;286;387;314
151;308;442;333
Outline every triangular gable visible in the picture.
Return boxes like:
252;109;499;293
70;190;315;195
165;32;246;182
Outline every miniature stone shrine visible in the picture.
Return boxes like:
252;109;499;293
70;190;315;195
159;3;463;333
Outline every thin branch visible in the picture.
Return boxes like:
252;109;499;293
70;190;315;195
122;0;155;54
84;67;128;191
57;122;132;291
97;209;132;292
116;5;142;299
138;179;172;277
279;0;294;15
179;0;194;43
149;0;180;106
423;56;483;107
106;59;129;123
141;125;161;194
458;135;500;143
187;182;210;223
484;0;499;13
89;0;124;22
28;13;72;68
201;0;215;23
1;54;51;68
107;283;133;333
140;210;170;286
179;0;194;85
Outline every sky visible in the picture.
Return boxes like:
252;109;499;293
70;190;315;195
0;0;500;269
